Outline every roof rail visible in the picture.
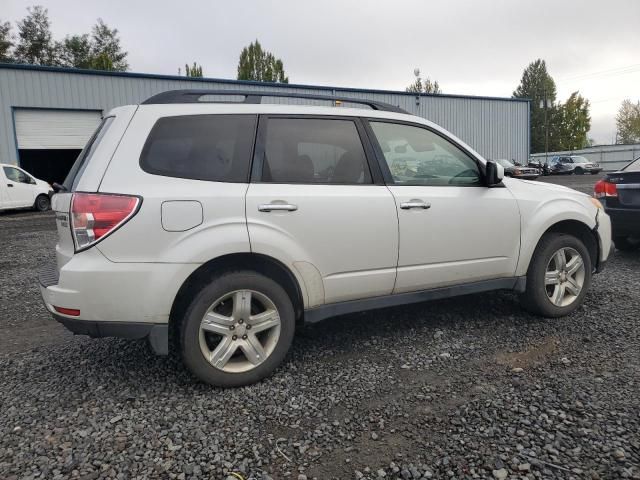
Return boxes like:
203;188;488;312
141;89;409;114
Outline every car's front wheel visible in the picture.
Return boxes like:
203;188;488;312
34;194;50;211
521;233;592;317
180;271;295;387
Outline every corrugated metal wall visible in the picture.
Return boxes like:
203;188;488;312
0;64;529;166
531;144;640;171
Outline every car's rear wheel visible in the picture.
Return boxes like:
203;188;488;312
614;236;640;252
180;271;295;387
34;194;50;211
521;233;592;317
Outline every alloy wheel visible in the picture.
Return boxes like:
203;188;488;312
199;289;281;373
545;247;586;307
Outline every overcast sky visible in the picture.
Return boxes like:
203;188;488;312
4;0;640;144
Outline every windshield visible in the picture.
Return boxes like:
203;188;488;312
623;156;640;172
495;159;514;168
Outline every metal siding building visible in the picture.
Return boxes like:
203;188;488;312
0;63;529;182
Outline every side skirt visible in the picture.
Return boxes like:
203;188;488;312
304;277;526;324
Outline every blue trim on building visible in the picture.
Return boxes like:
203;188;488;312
526;100;531;158
0;62;530;104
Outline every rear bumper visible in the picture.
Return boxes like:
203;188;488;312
605;207;640;237
38;248;199;355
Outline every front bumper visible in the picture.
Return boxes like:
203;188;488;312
38;248;198;355
595;209;613;273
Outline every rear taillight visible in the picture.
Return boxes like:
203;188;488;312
594;180;618;198
71;193;140;251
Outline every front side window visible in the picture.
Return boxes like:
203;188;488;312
262;118;372;184
140;115;256;182
369;121;481;186
3;166;31;184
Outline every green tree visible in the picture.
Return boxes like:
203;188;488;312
90;19;128;71
58;34;92;68
513;59;558;153
616;99;640;144
237;40;288;83
0;20;13;62
185;62;203;77
556;92;591;150
406;68;441;94
14;6;57;65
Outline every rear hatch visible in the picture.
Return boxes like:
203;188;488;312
52;106;137;270
615;171;640;208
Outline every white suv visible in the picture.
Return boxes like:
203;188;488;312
39;90;613;387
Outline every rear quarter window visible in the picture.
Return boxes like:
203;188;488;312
140;114;257;183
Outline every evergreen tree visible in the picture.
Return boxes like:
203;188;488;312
237;40;288;83
185;62;203;77
406;68;441;94
90;19;128;71
14;6;57;65
0;20;13;62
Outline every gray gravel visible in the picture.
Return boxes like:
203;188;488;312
1;181;639;479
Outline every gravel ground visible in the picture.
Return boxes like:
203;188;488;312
1;174;639;480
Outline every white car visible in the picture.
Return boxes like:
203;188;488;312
0;163;52;211
39;90;613;387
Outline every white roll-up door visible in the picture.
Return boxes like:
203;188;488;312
14;109;102;149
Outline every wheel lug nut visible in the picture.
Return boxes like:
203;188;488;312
238;319;244;324
242;334;248;340
230;325;235;330
246;324;251;330
232;335;237;341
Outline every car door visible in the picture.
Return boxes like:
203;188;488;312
2;166;36;208
366;119;521;294
245;116;398;306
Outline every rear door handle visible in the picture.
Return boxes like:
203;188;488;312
258;203;298;212
400;200;431;210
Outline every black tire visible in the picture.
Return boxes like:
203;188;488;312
520;233;592;317
575;167;584;175
614;236;640;252
180;270;295;387
34;194;50;211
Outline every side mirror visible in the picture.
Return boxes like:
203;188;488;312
485;161;504;187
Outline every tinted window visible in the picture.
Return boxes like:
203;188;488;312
370;122;481;186
262;118;371;184
140;115;256;182
3;166;31;184
64;116;114;191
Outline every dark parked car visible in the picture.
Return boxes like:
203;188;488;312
495;159;539;179
595;156;640;251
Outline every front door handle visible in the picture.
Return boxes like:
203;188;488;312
258;203;298;212
7;183;13;187
400;200;431;210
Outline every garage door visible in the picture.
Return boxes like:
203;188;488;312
14;109;102;149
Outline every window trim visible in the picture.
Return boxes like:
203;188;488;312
362;118;489;187
250;114;384;185
139;114;258;184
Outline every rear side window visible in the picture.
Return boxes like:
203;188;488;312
64;116;114;191
262;118;372;184
140;115;256;182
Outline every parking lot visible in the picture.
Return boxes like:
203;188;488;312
1;174;638;479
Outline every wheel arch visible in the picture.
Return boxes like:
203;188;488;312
523;219;599;276
169;253;306;350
